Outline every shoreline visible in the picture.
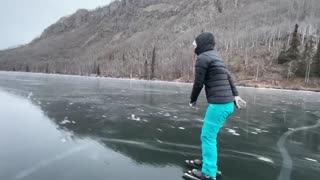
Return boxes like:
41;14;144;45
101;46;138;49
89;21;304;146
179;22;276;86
237;80;320;93
0;71;319;93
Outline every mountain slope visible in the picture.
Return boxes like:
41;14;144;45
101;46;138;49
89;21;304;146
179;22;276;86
0;0;320;87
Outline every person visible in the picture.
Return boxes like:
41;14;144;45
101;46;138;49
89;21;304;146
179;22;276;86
188;32;246;180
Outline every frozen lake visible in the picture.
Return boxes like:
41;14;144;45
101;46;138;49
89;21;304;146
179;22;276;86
0;71;319;180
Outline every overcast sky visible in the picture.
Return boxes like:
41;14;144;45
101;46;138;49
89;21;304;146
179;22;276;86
0;0;113;50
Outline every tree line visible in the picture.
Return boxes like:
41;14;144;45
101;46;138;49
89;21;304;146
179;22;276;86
278;24;320;83
6;23;320;85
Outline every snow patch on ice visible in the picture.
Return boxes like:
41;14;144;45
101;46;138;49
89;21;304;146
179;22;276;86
258;157;274;163
164;113;171;117
195;118;204;122
27;92;33;99
226;128;236;134
130;114;141;121
304;158;318;162
226;128;240;136
60;117;71;125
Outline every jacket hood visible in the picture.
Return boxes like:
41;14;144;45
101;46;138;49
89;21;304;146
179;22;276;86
194;32;215;55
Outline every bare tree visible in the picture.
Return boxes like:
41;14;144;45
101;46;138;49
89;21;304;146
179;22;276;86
312;40;320;77
26;65;30;72
150;46;156;80
97;63;101;76
45;63;49;73
143;60;148;79
287;61;298;80
214;0;223;13
304;43;312;83
255;63;260;81
234;0;239;8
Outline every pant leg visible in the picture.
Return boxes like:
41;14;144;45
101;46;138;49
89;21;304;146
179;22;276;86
201;102;234;178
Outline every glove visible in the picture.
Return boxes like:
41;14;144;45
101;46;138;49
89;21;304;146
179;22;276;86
189;101;196;108
235;96;247;109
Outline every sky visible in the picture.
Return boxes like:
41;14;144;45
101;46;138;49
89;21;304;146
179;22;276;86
0;0;113;50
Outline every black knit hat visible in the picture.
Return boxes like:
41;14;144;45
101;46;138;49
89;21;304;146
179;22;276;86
195;32;215;55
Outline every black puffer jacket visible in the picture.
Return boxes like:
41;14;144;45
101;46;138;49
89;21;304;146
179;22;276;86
190;32;239;104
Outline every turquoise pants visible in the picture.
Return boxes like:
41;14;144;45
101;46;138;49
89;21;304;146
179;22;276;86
201;102;234;178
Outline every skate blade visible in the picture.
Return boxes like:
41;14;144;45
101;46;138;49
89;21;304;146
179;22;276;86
185;160;222;179
183;170;222;180
185;160;201;169
216;170;222;178
182;173;200;180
